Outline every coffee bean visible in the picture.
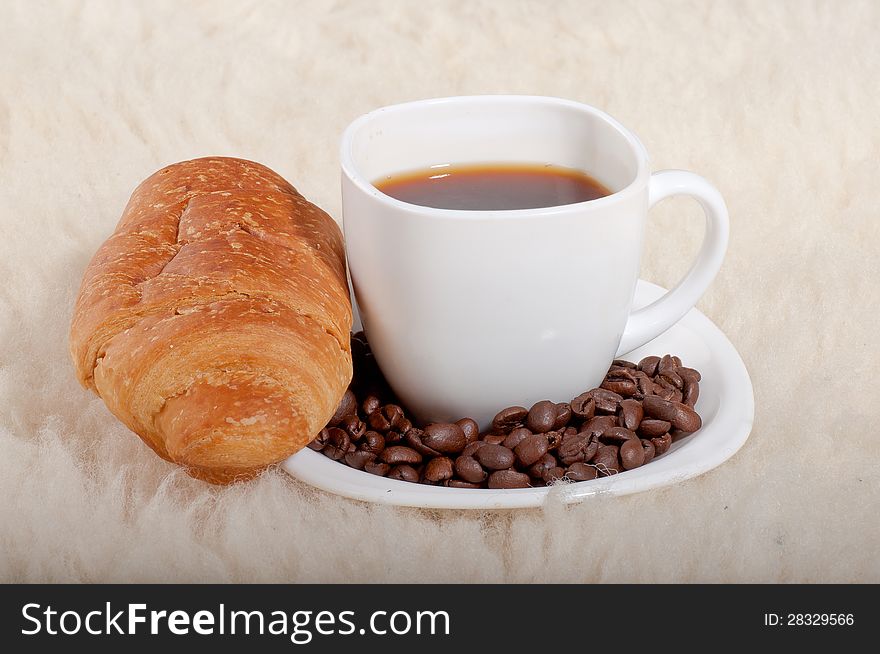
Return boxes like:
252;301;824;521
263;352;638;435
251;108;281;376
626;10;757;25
454;456;488;483
308;428;330;451
581;415;618;436
601;379;638;396
642;395;702;433
593;445;620;475
590;388;623;413
619;439;646;469
361;430;386;455
678;366;702;384
651;433;672;456
641;439;656;464
638;355;660;376
543;466;567;484
612;359;637;369
462;441;486;457
681;372;700;407
322;427;350;460
526;400;557;433
388;465;420;483
446;479;483;489
503;427;532;450
527;453;558;478
483;433;507;445
565;462;598;482
329;389;357;426
558;433;598;466
488;470;531;489
423;423;467;454
474;444;515;470
405;429;441;457
636;374;656;397
344;450;375;470
570;393;596;420
600;426;638;444
384;430;404;444
658;354;683;389
619;398;644;430
364;460;391;477
382;404;406;428
552;403;572;430
546;429;565;450
424;457;454;483
362;394;381;416
367;409;392;432
381;445;422;465
492;406;528;432
607;366;637;382
456;418;480;443
340;413;366;441
562;426;578;437
514;433;550;467
638;419;671;438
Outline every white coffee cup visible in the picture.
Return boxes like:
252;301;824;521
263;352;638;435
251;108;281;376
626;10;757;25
341;96;728;428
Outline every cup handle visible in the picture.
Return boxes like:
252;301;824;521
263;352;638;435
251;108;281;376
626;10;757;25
616;170;729;357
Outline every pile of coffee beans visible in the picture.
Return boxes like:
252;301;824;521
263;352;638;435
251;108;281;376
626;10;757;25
308;332;702;489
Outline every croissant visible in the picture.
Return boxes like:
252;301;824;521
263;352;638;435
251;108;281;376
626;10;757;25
69;157;352;483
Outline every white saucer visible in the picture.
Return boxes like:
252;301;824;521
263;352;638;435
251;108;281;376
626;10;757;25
282;280;754;509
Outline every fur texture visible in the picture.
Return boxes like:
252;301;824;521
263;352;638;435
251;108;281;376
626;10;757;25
1;0;878;582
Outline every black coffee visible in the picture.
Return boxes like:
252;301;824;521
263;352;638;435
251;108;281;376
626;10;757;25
374;163;612;210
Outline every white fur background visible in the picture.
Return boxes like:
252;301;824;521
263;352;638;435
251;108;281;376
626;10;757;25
1;0;878;582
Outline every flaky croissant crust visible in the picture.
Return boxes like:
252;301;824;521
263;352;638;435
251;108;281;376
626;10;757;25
70;157;352;483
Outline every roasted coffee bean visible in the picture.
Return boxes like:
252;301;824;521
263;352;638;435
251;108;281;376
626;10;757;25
488;470;531;489
543;466;568;484
558;433;598;465
405;429;441;457
446;479;483;489
636;374;656;397
367;409;392;432
619;398;644;431
658;354;682;389
364;460;391;477
340;413;366;441
329;389;357;426
384;430;404;444
344;450;375;470
683;382;699;407
454;456;488;483
619;439;646;470
362;394;382;416
514;433;550;467
381;445;422;466
607;366;637;381
382;404;406;429
424;457;454;483
565;462;598;482
581;415;618;436
601;379;638;397
492;406;528;432
601;426;639;444
456;418;480;443
422;423;467;454
638;355;660;376
590;388;623;413
552;403;572;430
642;395;702;433
388;464;420;483
474;444;515;470
527;453;558;478
638;419;671;437
526;400;557;433
641;439;656;464
308;428;330;451
503;427;532;450
483;433;507;445
651;432;672;456
570;393;596;420
462;441;486;457
546;429;566;450
322;428;350;460
361;430;386;455
678;366;702;384
593;445;620;475
612;359;637;369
